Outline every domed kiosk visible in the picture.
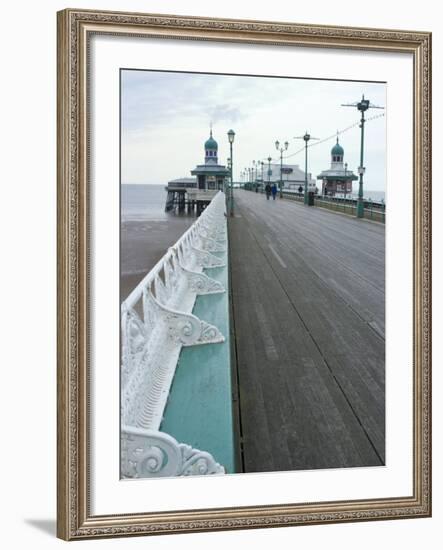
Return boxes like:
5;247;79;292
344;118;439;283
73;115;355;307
191;128;230;191
317;137;357;197
165;128;230;214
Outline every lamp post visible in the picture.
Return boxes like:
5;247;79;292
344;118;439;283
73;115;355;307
253;163;258;192
260;161;265;191
227;129;235;216
302;133;311;205
267;156;272;189
357;106;367;218
344;162;348;202
275;140;289;198
295;131;319;205
226;158;232;201
355;99;368;218
255;160;261;190
249;167;255;192
342;95;384;218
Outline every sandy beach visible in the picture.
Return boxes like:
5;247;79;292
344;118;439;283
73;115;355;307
120;216;195;301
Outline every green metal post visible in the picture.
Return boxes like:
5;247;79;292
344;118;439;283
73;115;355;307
230;141;234;216
304;138;309;205
267;157;272;195
275;140;288;198
227;129;235;216
357;110;365;218
280;150;283;198
342;94;384;218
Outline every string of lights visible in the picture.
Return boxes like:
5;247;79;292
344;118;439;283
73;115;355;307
252;112;385;165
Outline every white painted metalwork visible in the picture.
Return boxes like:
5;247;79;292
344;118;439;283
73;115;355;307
121;426;225;478
121;192;227;477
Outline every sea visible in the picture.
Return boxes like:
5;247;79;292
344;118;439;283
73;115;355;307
121;184;386;222
120;184;195;299
351;190;386;202
121;184;170;222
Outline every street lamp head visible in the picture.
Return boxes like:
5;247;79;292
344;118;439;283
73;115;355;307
268;156;272;162
284;141;289;150
357;98;370;112
227;129;235;143
304;132;310;142
275;140;280;150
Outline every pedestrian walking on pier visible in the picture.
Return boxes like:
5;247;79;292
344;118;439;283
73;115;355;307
265;182;271;200
271;183;277;200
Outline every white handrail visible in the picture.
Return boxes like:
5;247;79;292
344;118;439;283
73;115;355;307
121;191;228;477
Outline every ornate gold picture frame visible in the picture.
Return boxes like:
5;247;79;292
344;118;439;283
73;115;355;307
57;8;431;540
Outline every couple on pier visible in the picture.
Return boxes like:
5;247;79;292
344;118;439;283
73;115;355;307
265;182;278;200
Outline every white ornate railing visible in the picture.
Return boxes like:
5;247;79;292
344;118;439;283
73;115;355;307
121;191;227;478
122;426;225;478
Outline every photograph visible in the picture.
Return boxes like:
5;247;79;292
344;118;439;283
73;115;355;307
120;69;386;478
56;7;431;539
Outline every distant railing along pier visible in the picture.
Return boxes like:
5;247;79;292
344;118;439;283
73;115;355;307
244;186;385;223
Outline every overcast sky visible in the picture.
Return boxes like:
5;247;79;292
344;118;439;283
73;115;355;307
121;70;386;191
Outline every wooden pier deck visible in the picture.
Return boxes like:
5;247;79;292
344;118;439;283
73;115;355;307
229;190;385;473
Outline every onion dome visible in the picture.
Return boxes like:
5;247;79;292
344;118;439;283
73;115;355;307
331;138;344;156
205;130;218;150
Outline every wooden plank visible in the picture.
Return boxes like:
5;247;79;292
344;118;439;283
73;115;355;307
229;190;385;472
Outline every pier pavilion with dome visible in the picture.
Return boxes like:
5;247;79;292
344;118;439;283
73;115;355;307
165;129;230;213
190;129;230;190
317;138;358;197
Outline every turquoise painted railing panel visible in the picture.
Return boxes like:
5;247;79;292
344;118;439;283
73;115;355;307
121;191;230;478
160;248;235;474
